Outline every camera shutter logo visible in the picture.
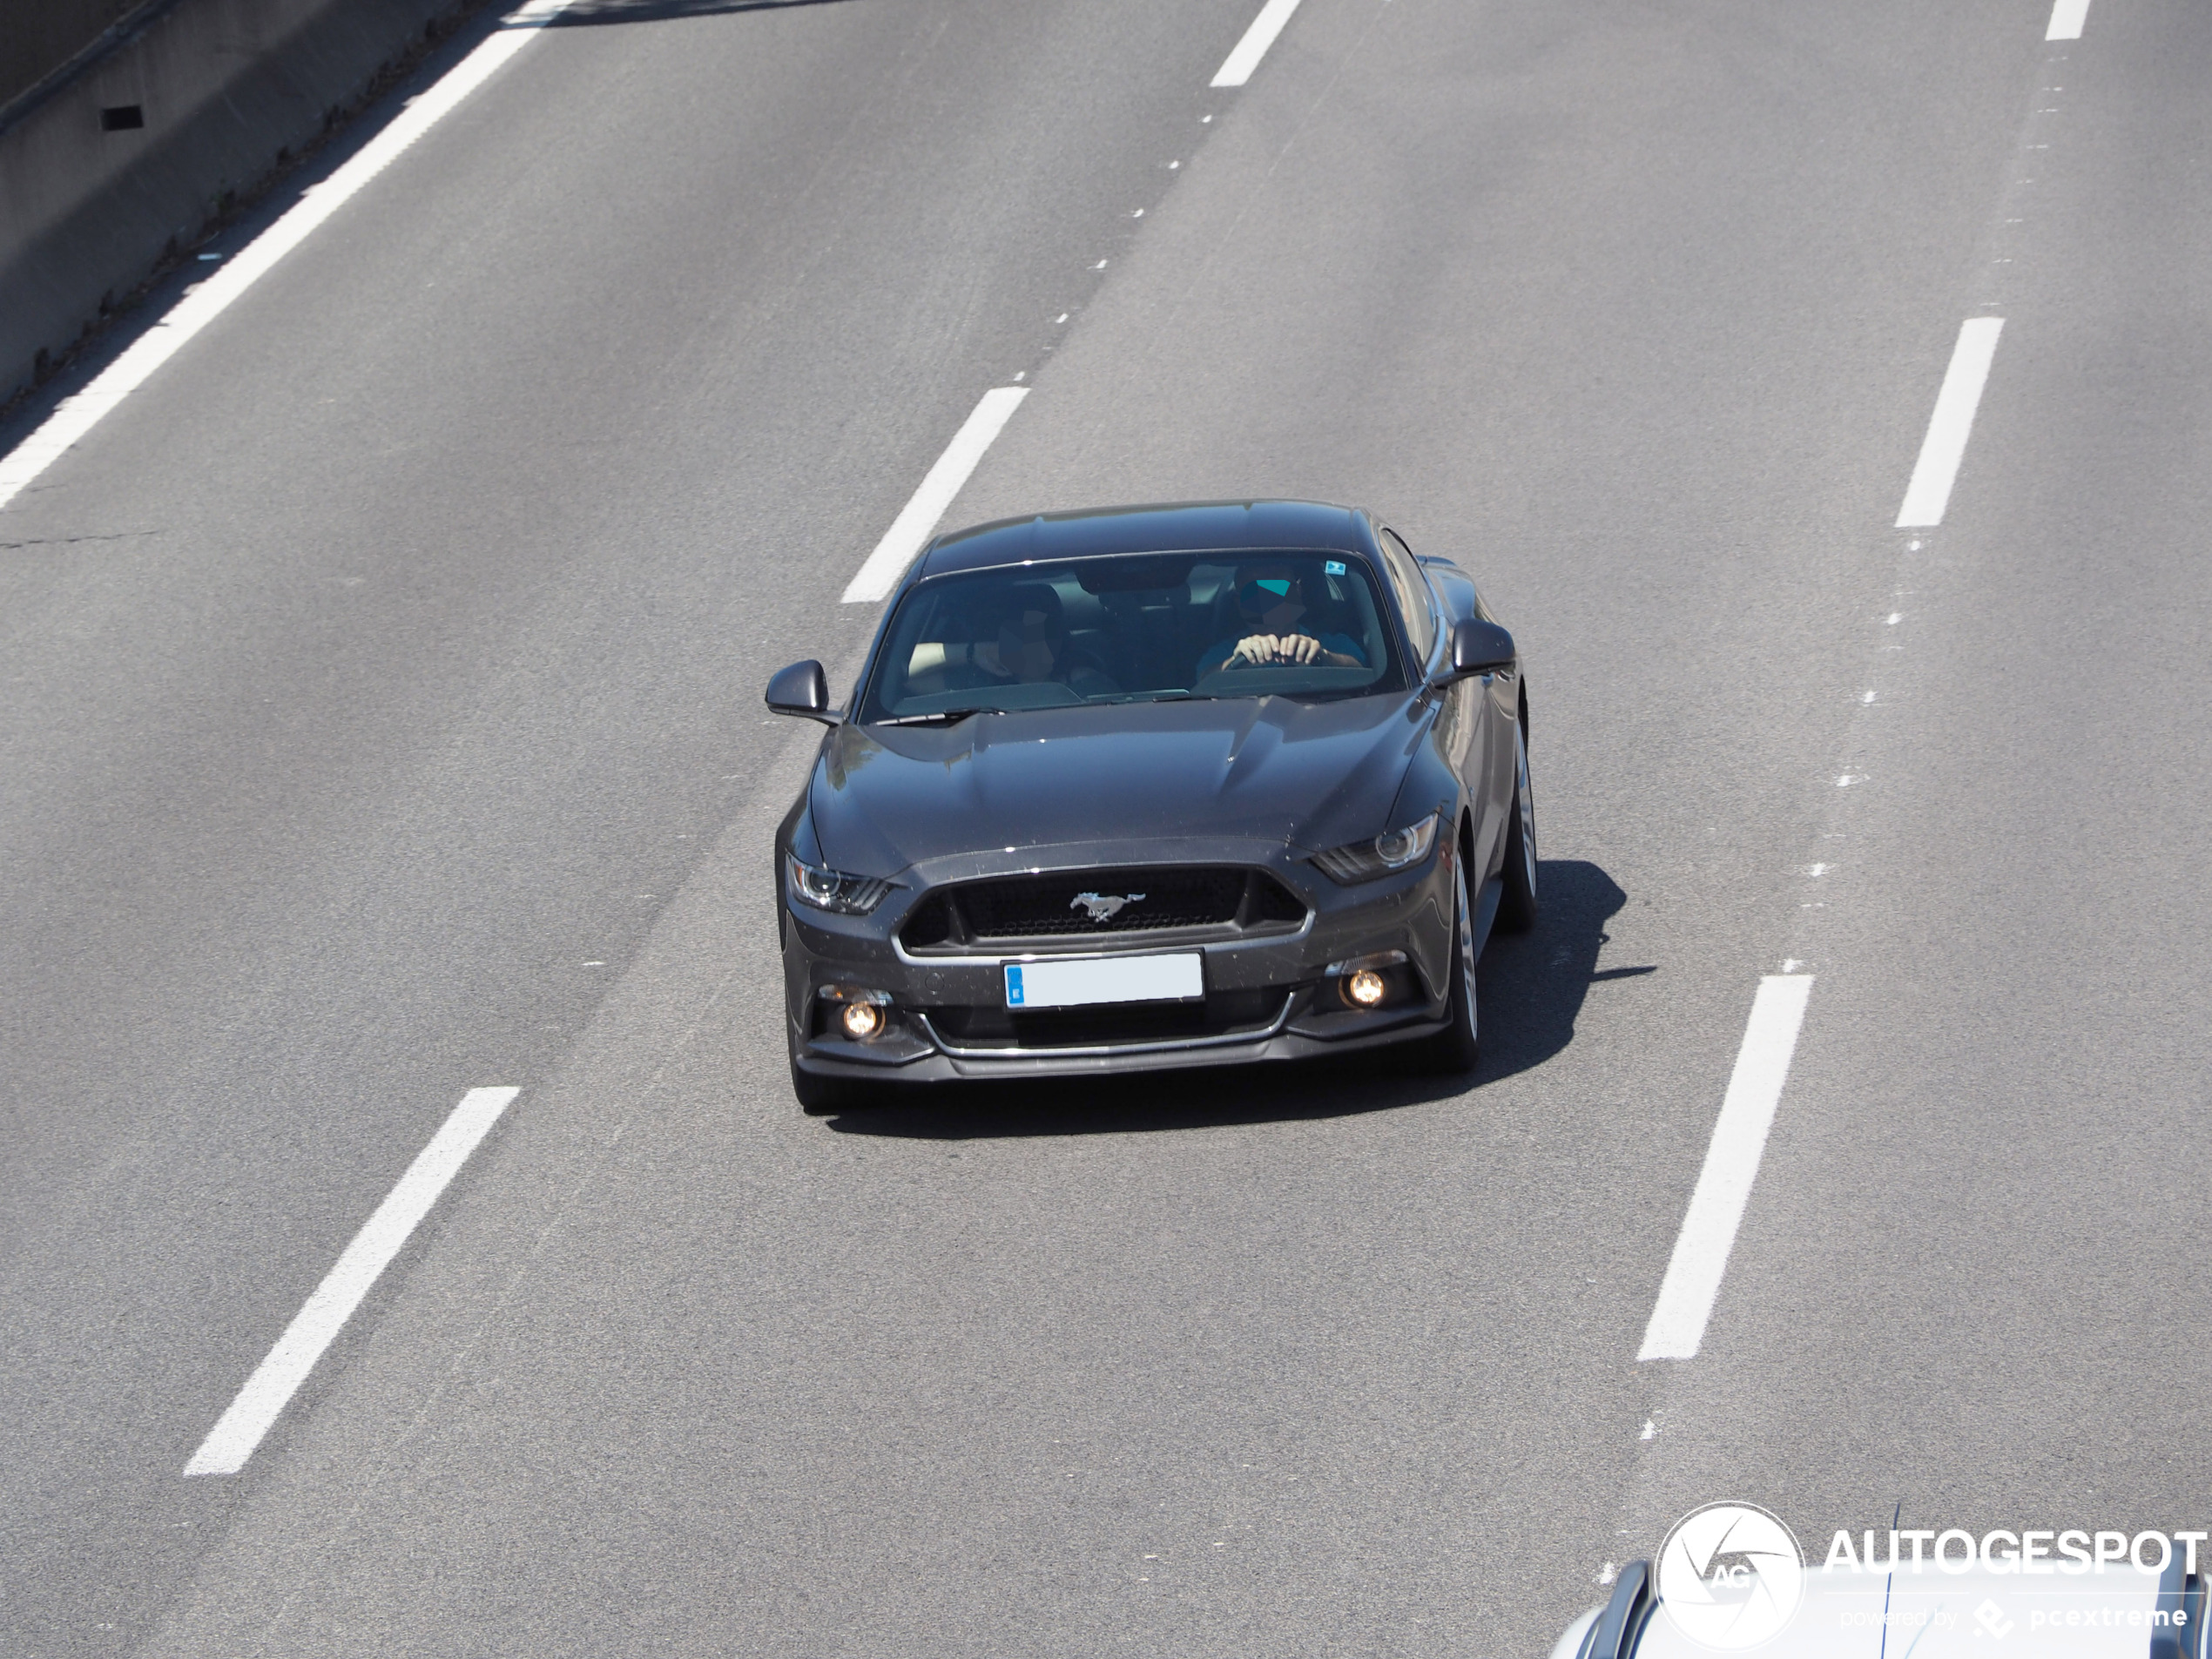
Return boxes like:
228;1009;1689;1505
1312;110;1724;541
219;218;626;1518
1656;1502;1806;1650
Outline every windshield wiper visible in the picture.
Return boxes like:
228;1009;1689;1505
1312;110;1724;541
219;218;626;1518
875;707;1004;726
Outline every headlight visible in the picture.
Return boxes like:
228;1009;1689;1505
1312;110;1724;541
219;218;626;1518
1310;811;1440;885
786;853;894;915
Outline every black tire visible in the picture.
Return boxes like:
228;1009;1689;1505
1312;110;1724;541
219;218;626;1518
1411;854;1480;1074
1495;717;1539;934
791;1057;868;1115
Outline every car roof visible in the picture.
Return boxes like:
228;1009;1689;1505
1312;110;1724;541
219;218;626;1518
915;500;1377;580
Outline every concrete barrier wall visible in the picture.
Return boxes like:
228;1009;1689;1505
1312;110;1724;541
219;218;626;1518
3;0;149;110
0;0;475;402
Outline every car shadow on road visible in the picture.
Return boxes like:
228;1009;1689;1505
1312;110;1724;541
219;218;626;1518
823;859;1632;1140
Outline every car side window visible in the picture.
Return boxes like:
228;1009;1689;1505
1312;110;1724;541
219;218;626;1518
1377;529;1436;662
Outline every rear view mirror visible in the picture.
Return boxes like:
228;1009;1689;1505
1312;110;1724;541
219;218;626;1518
1446;617;1516;680
765;659;839;725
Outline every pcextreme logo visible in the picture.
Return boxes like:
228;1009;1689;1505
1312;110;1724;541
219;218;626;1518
1656;1502;1807;1651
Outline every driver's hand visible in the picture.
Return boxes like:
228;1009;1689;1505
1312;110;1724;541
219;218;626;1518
1229;634;1276;665
1231;633;1324;666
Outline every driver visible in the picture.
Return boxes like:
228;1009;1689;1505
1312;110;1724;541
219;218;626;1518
1197;562;1367;677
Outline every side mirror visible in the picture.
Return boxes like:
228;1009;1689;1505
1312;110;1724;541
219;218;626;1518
1444;617;1516;680
765;659;840;725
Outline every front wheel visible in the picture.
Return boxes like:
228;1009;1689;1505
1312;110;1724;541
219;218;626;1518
790;1057;877;1115
1410;855;1480;1074
1494;718;1538;934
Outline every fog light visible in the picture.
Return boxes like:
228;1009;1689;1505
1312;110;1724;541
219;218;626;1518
839;1001;886;1041
1344;968;1388;1008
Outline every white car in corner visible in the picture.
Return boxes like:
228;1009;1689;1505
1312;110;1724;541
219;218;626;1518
1554;1553;2203;1659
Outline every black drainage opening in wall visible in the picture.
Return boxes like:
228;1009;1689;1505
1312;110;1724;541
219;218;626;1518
101;105;145;131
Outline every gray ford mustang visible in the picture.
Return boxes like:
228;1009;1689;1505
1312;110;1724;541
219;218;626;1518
765;499;1535;1111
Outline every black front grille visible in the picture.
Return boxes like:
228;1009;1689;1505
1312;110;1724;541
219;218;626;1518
901;867;1306;950
971;868;1242;935
925;988;1285;1050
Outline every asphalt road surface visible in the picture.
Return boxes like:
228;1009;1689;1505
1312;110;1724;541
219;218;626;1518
3;0;2209;1654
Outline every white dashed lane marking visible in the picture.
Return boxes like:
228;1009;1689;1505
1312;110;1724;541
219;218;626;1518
184;1087;520;1476
2047;0;2092;42
1895;317;2005;529
841;387;1028;604
1637;976;1814;1361
1211;0;1306;88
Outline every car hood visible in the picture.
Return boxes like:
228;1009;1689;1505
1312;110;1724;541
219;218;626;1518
808;695;1430;875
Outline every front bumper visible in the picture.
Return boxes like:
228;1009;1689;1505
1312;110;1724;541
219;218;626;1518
782;836;1459;1084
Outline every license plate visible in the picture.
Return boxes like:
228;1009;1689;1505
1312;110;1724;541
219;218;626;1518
1003;952;1203;1010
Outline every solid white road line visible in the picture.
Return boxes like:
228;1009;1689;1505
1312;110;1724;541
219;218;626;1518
0;0;574;516
841;387;1029;604
1894;317;2004;529
1637;976;1813;1362
184;1086;520;1476
1211;0;1305;87
2047;0;2092;41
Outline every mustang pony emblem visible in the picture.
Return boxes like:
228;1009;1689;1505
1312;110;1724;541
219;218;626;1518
1070;891;1145;923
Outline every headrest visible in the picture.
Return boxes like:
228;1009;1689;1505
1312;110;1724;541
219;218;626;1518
987;582;1065;635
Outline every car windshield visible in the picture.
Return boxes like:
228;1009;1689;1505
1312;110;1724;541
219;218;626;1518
856;551;1408;722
